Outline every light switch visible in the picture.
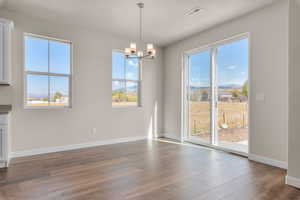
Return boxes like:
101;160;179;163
256;93;265;101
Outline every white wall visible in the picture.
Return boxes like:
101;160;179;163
288;0;300;180
0;9;164;153
163;1;289;163
0;1;291;167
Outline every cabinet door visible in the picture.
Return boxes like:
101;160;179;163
0;23;4;82
0;126;6;161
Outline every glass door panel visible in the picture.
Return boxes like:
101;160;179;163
216;39;249;153
185;36;249;154
188;50;212;144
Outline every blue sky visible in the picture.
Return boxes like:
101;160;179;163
26;39;139;97
112;52;139;92
112;52;139;80
26;36;247;98
190;39;248;88
25;36;70;97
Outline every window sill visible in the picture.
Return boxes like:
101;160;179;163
24;106;72;110
112;105;142;109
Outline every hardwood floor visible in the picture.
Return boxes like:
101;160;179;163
0;139;299;200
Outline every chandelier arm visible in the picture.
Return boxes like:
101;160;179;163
126;53;154;60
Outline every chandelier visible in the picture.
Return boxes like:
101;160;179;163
124;2;156;60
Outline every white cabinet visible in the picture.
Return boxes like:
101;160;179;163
0;113;8;168
0;18;13;85
0;126;7;162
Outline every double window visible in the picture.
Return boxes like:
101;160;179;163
112;51;141;107
24;34;72;108
24;36;139;108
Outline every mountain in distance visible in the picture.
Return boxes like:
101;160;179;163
28;93;48;98
113;84;138;92
219;84;243;89
190;84;242;90
28;91;68;98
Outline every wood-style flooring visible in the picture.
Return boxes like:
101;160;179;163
0;139;299;200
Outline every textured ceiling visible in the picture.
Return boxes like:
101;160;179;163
2;0;278;46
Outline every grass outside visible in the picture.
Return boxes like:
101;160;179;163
112;91;138;106
26;102;68;107
190;101;248;143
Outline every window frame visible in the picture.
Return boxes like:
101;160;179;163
112;49;142;108
23;33;73;109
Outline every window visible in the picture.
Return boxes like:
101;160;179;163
112;51;141;107
24;34;72;108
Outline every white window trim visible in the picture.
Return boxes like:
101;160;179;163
112;49;142;108
23;33;73;110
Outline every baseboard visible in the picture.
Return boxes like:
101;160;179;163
0;161;7;168
161;133;182;142
248;154;288;169
286;176;300;189
9;136;148;158
153;133;164;138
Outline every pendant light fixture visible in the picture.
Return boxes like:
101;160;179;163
124;2;156;59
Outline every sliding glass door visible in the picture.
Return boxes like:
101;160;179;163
187;50;212;144
185;35;249;154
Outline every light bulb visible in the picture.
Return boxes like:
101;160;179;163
130;43;137;49
138;51;144;57
147;43;154;50
129;43;137;54
151;49;156;57
125;48;131;56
